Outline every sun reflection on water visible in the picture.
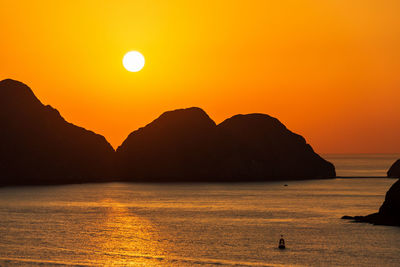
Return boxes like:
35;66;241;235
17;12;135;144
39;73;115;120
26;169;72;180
91;200;167;265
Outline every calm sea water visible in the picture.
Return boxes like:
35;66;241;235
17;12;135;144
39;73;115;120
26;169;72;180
324;153;400;177
0;155;399;266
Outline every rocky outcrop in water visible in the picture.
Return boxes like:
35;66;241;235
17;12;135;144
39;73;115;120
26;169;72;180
214;114;335;180
0;79;115;186
342;179;400;226
1;79;336;185
116;107;217;182
388;160;400;178
116;107;335;182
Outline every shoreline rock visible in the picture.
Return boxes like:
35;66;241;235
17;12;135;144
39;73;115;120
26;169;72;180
388;159;400;178
342;179;400;226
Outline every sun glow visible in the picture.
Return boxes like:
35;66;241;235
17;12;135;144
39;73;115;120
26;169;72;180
2;1;400;153
123;51;145;72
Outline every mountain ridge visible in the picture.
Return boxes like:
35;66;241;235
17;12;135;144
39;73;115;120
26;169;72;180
1;79;335;185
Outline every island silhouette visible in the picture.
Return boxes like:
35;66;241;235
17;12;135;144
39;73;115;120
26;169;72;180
116;107;335;182
342;160;400;226
2;78;400;228
0;79;335;185
0;79;114;186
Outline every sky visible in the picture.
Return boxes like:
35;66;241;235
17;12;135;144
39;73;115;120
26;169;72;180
1;0;399;153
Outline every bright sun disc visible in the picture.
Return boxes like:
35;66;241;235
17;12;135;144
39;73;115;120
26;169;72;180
123;51;145;72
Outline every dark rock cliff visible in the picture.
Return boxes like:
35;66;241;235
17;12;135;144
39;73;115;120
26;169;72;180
116;107;218;181
0;79;115;185
0;79;336;185
214;114;335;181
116;107;335;182
388;160;400;178
342;179;400;226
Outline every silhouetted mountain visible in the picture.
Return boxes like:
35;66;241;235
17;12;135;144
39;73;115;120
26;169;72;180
342;179;400;226
0;79;115;186
116;107;218;181
1;80;335;185
116;107;335;182
387;160;400;178
214;114;335;180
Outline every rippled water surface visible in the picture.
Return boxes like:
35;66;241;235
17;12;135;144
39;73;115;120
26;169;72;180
324;154;400;177
0;178;399;266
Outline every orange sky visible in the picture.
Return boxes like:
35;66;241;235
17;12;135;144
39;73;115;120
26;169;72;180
1;1;399;153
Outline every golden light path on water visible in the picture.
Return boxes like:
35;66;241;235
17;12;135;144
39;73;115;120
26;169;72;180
82;199;166;266
76;198;269;266
0;177;399;266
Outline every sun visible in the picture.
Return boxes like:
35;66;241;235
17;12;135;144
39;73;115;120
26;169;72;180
123;51;145;72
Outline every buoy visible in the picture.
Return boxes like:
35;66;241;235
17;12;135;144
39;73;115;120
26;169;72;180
278;235;285;249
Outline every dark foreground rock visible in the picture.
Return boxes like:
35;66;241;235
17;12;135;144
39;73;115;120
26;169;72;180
0;79;115;186
388;160;400;178
342;179;400;226
1;79;335;185
116;107;335;182
116;107;218;182
214;114;335;181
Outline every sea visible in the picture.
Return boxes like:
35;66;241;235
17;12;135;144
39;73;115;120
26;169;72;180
0;154;399;266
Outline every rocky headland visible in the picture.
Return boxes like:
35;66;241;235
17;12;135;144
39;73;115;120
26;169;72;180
0;79;115;186
342;178;400;226
342;160;400;226
387;159;400;178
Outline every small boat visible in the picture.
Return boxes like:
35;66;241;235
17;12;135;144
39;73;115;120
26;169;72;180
278;235;285;249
